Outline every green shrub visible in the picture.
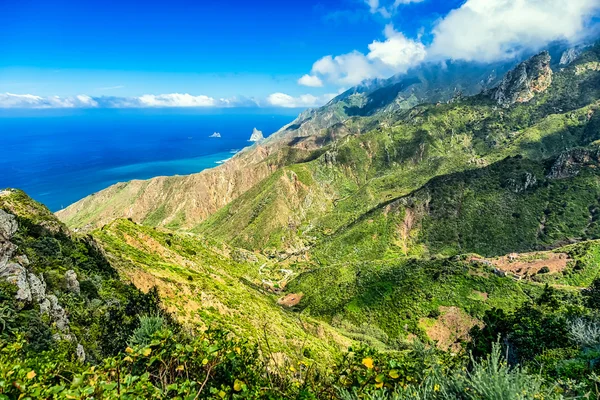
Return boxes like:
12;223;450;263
128;315;166;347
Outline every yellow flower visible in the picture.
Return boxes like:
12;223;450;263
218;390;226;398
362;357;374;369
142;348;152;357
233;379;244;391
125;347;133;354
124;356;133;362
26;370;36;380
202;358;209;365
176;365;184;371
434;384;440;392
375;382;384;389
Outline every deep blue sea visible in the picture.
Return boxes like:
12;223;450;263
0;108;300;211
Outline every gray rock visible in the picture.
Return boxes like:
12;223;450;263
28;273;46;302
0;210;18;242
547;148;600;179
64;270;80;294
249;128;264;142
39;298;51;314
323;150;337;167
52;333;74;342
46;295;70;332
560;47;584;66
492;51;552;107
76;344;86;362
0;263;31;302
15;254;29;266
0;241;17;269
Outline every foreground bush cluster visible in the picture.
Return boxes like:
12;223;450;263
4;280;600;399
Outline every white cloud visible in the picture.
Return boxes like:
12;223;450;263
367;24;427;69
429;0;600;62
311;52;379;86
393;0;425;5
137;93;217;107
0;93;98;108
304;25;426;86
365;0;391;18
0;92;329;109
298;74;324;87
266;92;337;108
365;0;425;18
303;0;599;88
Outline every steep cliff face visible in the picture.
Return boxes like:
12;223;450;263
492;51;553;107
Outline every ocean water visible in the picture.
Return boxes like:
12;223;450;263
0;108;300;211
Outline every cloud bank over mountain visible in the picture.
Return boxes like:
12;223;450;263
301;0;600;87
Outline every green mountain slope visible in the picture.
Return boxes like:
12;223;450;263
92;218;350;361
0;189;165;363
56;47;573;233
196;46;600;258
7;43;600;399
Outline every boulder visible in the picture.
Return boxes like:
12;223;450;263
28;273;47;302
46;295;70;332
0;263;31;302
76;344;86;362
65;270;80;294
0;242;17;269
0;209;18;242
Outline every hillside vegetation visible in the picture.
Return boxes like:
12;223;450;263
3;44;600;398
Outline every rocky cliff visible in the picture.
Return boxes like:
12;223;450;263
492;51;553;107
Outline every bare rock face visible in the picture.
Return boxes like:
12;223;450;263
249;128;264;142
0;210;18;269
504;172;538;193
65;270;80;294
0;209;18;241
45;295;70;332
0;210;73;335
0;263;31;302
547;148;600;179
492;51;552;107
29;273;47;302
76;344;86;362
560;47;583;66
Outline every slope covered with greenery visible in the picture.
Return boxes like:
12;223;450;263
5;44;600;399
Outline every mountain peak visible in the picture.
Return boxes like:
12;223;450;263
492;51;553;107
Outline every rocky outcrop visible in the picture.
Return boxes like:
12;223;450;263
547;147;600;179
0;210;74;336
0;209;17;241
560;47;584;66
575;62;600;76
249;128;264;142
492;51;552;107
504;172;538;193
65;269;80;294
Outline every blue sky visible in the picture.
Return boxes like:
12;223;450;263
1;0;599;108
